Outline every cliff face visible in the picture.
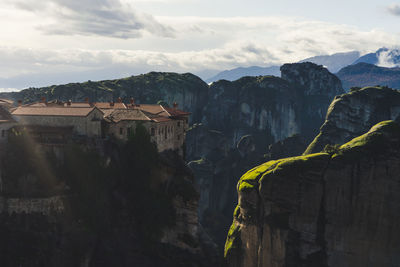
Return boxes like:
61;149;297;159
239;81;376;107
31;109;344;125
200;63;344;149
189;63;344;247
0;132;218;267
305;86;400;154
225;121;400;267
281;62;344;98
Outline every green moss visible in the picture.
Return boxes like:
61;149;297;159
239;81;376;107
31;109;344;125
233;205;240;218
333;120;400;159
237;160;279;192
238;153;329;193
258;153;329;183
190;158;206;165
224;222;241;258
303;132;322;155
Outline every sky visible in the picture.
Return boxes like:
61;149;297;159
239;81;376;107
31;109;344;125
1;0;400;91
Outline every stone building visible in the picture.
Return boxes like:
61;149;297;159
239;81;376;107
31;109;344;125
12;104;104;139
9;98;190;155
103;104;189;155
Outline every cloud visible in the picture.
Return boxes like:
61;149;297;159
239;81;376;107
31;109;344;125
377;48;400;68
387;4;400;16
13;0;175;39
1;15;400;90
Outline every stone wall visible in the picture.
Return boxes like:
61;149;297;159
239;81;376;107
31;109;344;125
14;109;103;137
108;119;186;155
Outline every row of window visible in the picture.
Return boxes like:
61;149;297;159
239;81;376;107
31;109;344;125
118;120;184;140
118;124;183;141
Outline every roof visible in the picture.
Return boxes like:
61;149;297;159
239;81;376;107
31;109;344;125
12;106;100;117
94;102;127;109
164;107;191;117
104;109;152;123
104;109;174;123
133;104;170;117
64;102;91;108
11;100;190;121
0;99;14;105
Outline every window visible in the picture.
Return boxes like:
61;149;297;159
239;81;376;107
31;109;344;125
120;128;123;135
151;128;155;136
177;121;181;127
1;130;4;138
177;134;181;140
127;127;131;138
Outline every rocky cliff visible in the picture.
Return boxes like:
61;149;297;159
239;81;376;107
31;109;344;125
0;63;344;253
226;120;400;267
280;62;344;99
305;86;400;154
0;129;218;267
189;63;344;247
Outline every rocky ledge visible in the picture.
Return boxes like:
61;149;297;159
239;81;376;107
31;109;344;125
225;121;400;267
305;86;400;154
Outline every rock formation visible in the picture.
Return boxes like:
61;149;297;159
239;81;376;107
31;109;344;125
0;63;345;251
0;132;218;267
189;62;344;247
280;62;344;99
305;86;400;154
225;120;400;267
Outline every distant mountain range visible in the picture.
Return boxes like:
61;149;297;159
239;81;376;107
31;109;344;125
205;48;400;86
205;66;281;83
299;51;361;73
205;51;361;83
353;48;400;66
337;62;400;90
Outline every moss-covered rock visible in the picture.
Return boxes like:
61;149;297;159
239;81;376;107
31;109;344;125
305;86;400;154
226;120;400;267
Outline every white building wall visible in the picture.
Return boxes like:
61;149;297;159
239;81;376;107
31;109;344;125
13;110;103;137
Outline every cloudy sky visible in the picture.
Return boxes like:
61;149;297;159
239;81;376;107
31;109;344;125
1;0;400;91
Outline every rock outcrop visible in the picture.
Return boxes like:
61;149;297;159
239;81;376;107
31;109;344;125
189;63;344;247
225;121;400;267
281;62;344;98
305;86;400;154
0;133;218;267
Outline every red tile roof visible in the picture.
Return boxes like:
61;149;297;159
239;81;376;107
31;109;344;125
94;102;127;109
104;109;152;123
0;99;14;105
64;102;92;108
164;107;191;116
133;104;170;117
12;106;99;117
12;100;189;122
